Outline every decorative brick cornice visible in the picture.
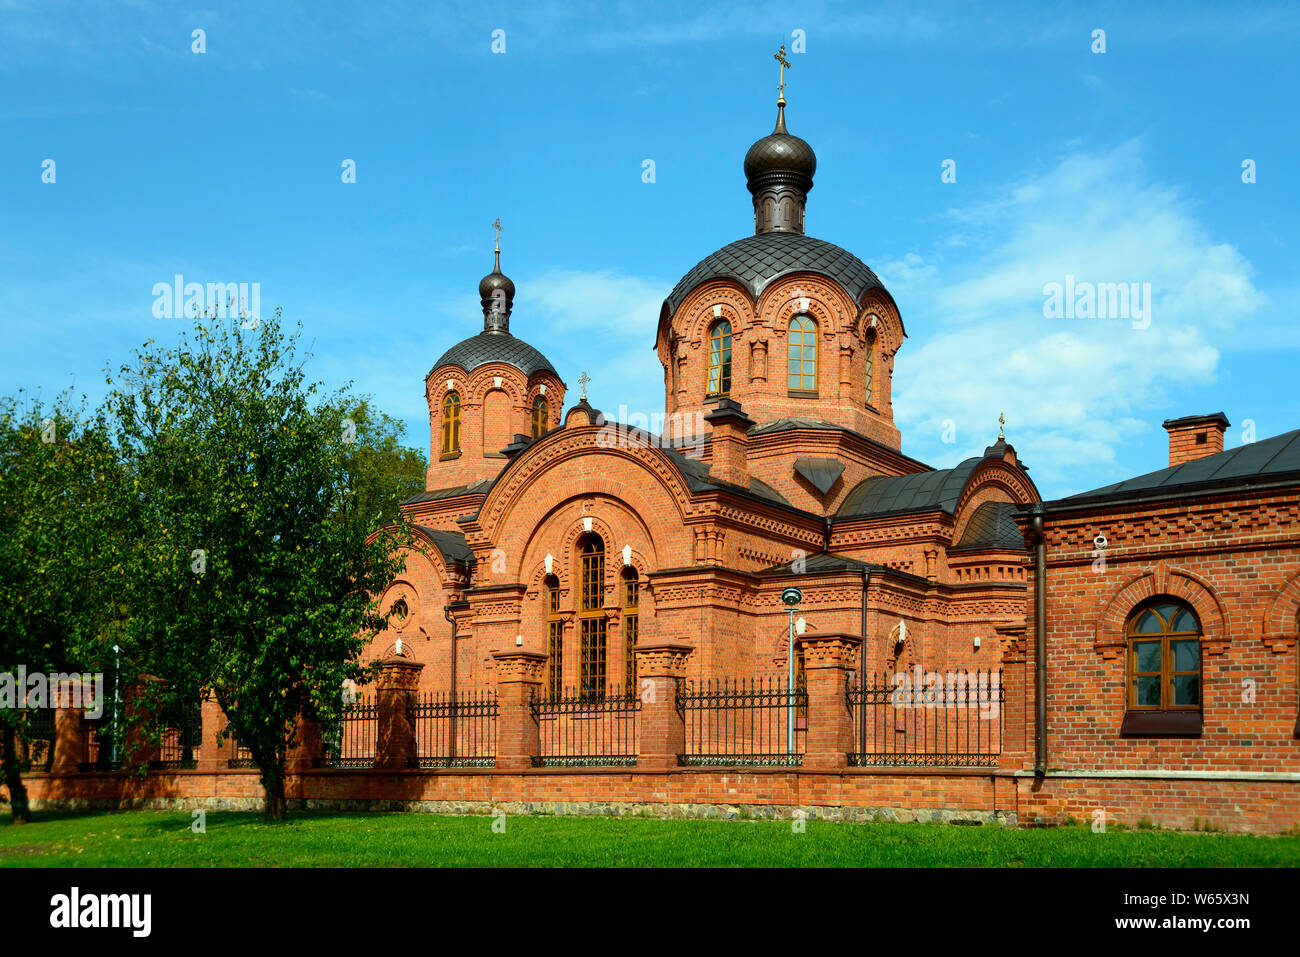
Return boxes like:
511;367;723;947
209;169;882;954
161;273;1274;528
632;641;695;678
491;650;547;683
797;633;862;669
377;656;424;692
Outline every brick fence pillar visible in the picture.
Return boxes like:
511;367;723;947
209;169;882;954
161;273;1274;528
492;650;547;770
50;678;90;775
376;656;424;769
199;692;231;772
287;716;323;772
799;633;861;770
633;641;694;770
996;627;1030;770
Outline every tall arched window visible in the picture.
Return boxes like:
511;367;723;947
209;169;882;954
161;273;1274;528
544;575;563;700
441;391;461;455
864;327;875;407
578;536;607;700
622;569;639;689
787;316;817;392
706;320;732;397
531;395;548;439
1126;599;1201;712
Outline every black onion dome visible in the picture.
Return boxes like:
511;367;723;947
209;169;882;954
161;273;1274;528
664;232;885;315
430;332;557;379
744;107;816;190
478;268;515;304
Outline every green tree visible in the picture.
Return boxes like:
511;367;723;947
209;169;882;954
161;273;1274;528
333;398;427;528
0;393;119;823
104;311;411;820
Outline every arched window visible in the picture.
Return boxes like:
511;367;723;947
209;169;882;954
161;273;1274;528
544;575;562;700
706;320;732;397
622;569;639;689
864;326;875;407
578;536;607;700
1126;599;1201;712
441;391;461;455
531;395;548;439
787;316;817;392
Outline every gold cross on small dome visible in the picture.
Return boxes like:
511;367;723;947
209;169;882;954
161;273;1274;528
577;370;590;401
774;44;790;105
491;217;503;252
998;412;1006;441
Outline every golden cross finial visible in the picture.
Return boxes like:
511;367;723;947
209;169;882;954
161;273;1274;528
491;217;503;253
998;412;1006;441
774;44;790;106
577;370;590;401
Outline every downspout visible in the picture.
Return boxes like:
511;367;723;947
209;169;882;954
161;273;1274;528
1030;503;1047;779
859;568;870;681
444;601;459;762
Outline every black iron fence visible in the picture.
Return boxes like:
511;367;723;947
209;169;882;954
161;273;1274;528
21;708;56;771
408;690;497;768
530;685;639;767
79;713;120;772
847;669;1003;767
152;699;202;770
320;695;378;769
679;676;807;766
223;724;256;768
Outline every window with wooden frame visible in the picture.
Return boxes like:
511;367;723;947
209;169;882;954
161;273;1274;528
787;315;817;393
441;391;461;455
863;324;876;407
531;395;548;439
578;536;607;700
1121;598;1203;737
544;576;563;700
706;320;732;397
622;569;639;689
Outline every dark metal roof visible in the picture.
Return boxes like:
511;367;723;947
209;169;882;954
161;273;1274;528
664;232;886;315
414;526;475;567
430;331;558;379
1163;412;1230;430
834;441;1014;520
1057;428;1300;508
401;479;493;506
794;457;845;495
660;442;793;507
953;501;1026;551
749;417;846;436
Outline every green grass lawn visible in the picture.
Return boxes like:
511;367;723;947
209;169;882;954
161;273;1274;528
2;810;1298;867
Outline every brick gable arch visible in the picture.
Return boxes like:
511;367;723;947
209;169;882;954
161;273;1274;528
469;427;696;547
952;461;1041;545
1093;564;1229;659
1260;570;1300;653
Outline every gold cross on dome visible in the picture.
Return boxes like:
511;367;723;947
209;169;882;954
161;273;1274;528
491;217;503;252
998;412;1006;441
774;44;790;104
577;370;590;401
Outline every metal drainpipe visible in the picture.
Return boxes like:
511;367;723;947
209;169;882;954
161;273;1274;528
444;602;458;761
1030;503;1047;779
859;568;870;680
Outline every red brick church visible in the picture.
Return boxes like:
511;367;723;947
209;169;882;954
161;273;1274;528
362;81;1300;830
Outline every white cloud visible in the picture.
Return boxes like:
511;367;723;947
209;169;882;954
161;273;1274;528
893;140;1265;495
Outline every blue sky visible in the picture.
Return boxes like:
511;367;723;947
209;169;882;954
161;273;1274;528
2;0;1298;499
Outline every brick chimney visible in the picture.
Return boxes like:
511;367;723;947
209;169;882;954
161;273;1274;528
1162;413;1229;467
703;399;755;488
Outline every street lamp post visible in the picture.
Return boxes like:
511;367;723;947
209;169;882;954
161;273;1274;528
780;587;802;755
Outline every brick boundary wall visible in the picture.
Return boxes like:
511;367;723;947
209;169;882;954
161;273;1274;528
14;766;1300;833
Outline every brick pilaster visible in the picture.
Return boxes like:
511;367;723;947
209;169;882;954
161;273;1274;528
199;692;231;772
50;679;90;775
492;650;547;770
799;633;861;770
633;641;694;770
287;716;323;772
376;656;425;769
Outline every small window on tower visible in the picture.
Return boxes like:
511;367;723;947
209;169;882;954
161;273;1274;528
707;320;732;397
531;395;548;439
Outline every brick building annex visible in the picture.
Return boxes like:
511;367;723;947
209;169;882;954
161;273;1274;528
23;81;1300;833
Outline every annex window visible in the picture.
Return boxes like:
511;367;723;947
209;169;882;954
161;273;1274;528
622;569;639;689
545;575;563;700
1121;598;1203;737
578;535;607;700
441;391;461;455
787;315;817;393
531;395;548;439
706;320;732;397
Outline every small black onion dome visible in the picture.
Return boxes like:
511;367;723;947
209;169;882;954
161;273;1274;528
744;107;817;191
478;265;515;309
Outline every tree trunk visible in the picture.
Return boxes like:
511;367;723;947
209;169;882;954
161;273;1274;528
261;763;288;821
1;724;31;825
